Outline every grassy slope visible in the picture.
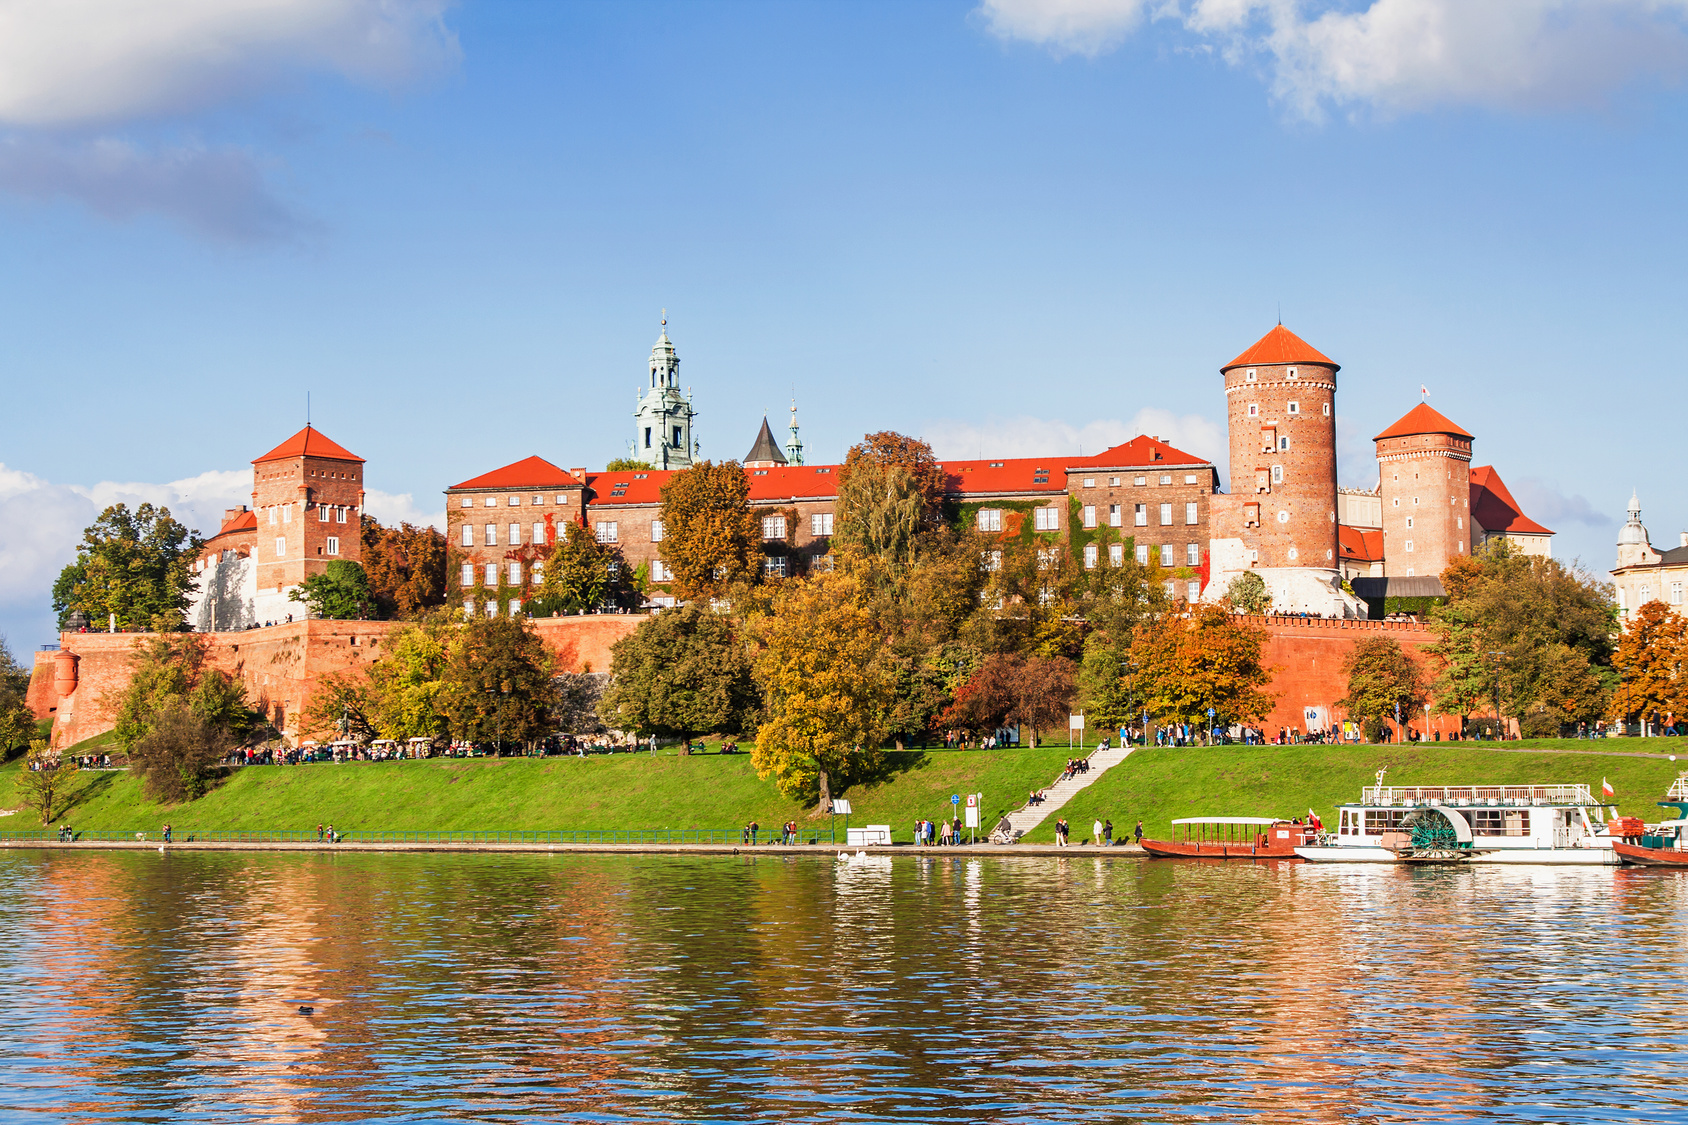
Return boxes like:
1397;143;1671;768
1026;740;1688;842
0;745;1074;843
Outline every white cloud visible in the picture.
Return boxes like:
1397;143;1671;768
0;0;460;127
979;0;1688;117
364;488;443;531
923;407;1226;471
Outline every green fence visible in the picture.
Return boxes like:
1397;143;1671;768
0;827;836;846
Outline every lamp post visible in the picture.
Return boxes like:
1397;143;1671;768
1486;650;1505;741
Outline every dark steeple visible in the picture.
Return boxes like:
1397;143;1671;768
744;416;788;468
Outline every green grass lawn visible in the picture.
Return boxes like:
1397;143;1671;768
1026;740;1688;843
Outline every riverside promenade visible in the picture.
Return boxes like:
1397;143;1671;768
0;838;1149;857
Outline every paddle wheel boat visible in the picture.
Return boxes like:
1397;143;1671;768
1140;817;1318;859
1611;772;1688;867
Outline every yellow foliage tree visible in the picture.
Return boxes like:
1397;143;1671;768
1127;604;1277;731
1611;599;1688;724
751;572;896;801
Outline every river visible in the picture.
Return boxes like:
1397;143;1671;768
0;850;1683;1123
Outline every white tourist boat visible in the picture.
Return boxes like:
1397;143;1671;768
1295;772;1622;865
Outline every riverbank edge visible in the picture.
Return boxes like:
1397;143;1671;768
0;839;1149;857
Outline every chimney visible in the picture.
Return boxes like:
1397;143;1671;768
571;469;587;481
1679;532;1687;548
223;505;249;523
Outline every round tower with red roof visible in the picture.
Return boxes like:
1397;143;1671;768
1373;403;1474;579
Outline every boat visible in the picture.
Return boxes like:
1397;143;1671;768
1611;773;1688;867
1140;817;1319;859
1294;770;1623;865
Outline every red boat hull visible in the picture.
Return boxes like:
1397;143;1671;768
1613;841;1688;867
1139;836;1308;859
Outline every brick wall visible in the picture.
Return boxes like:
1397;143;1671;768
1377;432;1471;578
1253;615;1459;740
1222;360;1339;570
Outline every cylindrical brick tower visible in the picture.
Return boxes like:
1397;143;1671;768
1220;325;1339;572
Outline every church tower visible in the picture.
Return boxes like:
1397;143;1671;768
631;317;697;470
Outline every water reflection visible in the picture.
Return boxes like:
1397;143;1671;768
1;851;1685;1123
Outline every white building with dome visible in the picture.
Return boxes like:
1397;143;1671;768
1611;491;1688;622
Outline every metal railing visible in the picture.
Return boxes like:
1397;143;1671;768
0;827;836;846
1361;784;1595;806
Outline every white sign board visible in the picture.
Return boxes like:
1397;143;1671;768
846;825;892;846
1069;713;1085;730
965;805;980;829
831;798;853;815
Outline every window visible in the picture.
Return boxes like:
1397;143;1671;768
1084;543;1098;569
460;497;473;508
651;519;665;542
485;602;498;618
1159;543;1174;567
983;550;1002;572
652;560;671;582
534;522;545;544
485;524;497;546
976;508;1002;532
510;523;522;546
595;521;617;544
319;504;330;522
1134;503;1147;526
762;515;786;540
1159;475;1172;485
1278;436;1290;451
1245;369;1257;382
508;496;521;506
1393;498;1400;508
1271;465;1284;485
1457;516;1463;529
534;495;545;506
1248;404;1259;417
461;524;474;548
282;505;291;524
1185;502;1198;525
1159;503;1172;526
1109;504;1121;527
1405;517;1414;529
1082;505;1096;529
1287;401;1300;415
1287;367;1298;380
1036;548;1057;570
461;564;474;587
531;562;543;582
764;555;787;577
1323;403;1331;416
1405;539;1414;553
1187;543;1200;566
1277;510;1289;523
463;598;475;614
1641;584;1653;602
811;512;834;536
673;426;683;448
1083;478;1095;488
644;426;653;449
485;564;499;586
337;507;348;524
1184;475;1197;485
1109;543;1123;567
1164;579;1177;597
1109;476;1120;486
1187;580;1201;602
1673;583;1684;605
509;600;522;617
1288;547;1299;560
1034;507;1059;531
326;536;340;556
509;562;522;585
1136;544;1149;566
1134;476;1147;486
275;536;286;557
484;497;497;507
1413;496;1420;506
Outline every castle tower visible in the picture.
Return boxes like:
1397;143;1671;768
1210;324;1361;616
249;425;365;620
1616;491;1655;569
744;416;788;469
632;317;697;470
785;398;805;466
1373;403;1473;579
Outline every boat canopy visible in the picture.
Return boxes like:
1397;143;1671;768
1171;817;1284;826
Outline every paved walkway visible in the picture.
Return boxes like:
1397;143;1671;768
992;745;1134;842
0;838;1146;857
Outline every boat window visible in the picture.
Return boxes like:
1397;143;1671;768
1471;809;1531;836
1364;810;1408;834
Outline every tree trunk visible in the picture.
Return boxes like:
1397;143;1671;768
818;770;832;815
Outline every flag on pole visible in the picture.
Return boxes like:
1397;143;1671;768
1420;384;1429;399
1602;777;1615;799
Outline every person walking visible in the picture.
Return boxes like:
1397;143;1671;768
1134;819;1144;845
1103;819;1114;846
1055;817;1068;846
1092;818;1103;846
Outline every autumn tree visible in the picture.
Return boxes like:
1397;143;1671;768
1610;599;1688;726
751;572;897;801
289;560;373;619
1224;571;1271;615
360;517;449;618
52;503;201;632
364;612;457;742
658;460;762;599
1339;635;1429;742
841;431;946;513
598;604;760;740
108;634;259;753
17;741;76;825
438;616;559;750
532;520;624;613
945;653;1076;746
1077;561;1174;730
130;705;231;802
1127;604;1276;733
0;637;36;760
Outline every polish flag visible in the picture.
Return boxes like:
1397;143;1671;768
1420;384;1430;398
1602;777;1615;799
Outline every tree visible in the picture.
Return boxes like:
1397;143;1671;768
605;457;654;471
130;704;230;803
533;520;622;613
834;461;928;570
52;503;201;631
360;517;449;618
1077;567;1174;730
1339;635;1428;742
108;634;259;755
289;560;373;619
17;740;76;825
598;603;760;740
659;460;762;599
438;616;559;749
363;612;457;742
0;636;36;760
1610;599;1688;726
751;572;897;800
1128;604;1276;731
554;672;610;734
1224;571;1271;615
840;431;946;514
945;653;1076;746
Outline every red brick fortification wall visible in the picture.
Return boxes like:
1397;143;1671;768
42;614;647;750
1253;615;1459;740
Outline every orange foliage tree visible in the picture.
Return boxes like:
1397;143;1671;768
1611;599;1688;724
658;460;763;600
1126;604;1276;731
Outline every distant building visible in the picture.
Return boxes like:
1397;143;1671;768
630;319;697;470
443;456;588;618
1470;466;1553;557
1611;492;1688;622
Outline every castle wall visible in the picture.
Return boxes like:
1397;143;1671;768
1253;615;1461;740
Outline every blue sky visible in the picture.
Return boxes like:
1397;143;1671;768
3;0;1685;651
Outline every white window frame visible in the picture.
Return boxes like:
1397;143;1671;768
1082;505;1096;529
1109;543;1123;567
461;563;474;587
762;515;787;541
1134;504;1147;527
1159;544;1174;568
1084;543;1098;569
486;563;499;586
319;504;330;522
1136;544;1149;566
1159;503;1172;526
1185;502;1198;525
651;519;665;542
485;524;497;546
595;521;618;544
764;555;788;578
510;522;522;546
509;561;522;585
1271;465;1284;485
976;508;1002;532
275;536;286;557
1034;507;1059;532
326;536;340;556
461;524;474;548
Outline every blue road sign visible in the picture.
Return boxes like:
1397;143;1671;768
952;794;960;805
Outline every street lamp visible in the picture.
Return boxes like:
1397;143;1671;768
1486;651;1506;741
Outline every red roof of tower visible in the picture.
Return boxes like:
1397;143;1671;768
1222;325;1338;372
1469;466;1553;537
450;455;583;492
1373;402;1474;442
1338;525;1384;563
253;425;363;465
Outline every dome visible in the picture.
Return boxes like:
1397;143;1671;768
1618;491;1649;547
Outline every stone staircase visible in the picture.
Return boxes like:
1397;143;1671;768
991;746;1134;842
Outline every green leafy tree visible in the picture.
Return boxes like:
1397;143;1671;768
130;704;230;803
598;604;760;740
289;560;373;619
1224;571;1272;615
834;461;928;570
108;634;259;755
1077;562;1173;730
438;616;559;749
52;503;201;631
0;636;36;760
1339;635;1428;742
364;612;457;742
533;520;623;613
360;517;449;618
17;740;77;825
605;457;654;471
659;460;762;599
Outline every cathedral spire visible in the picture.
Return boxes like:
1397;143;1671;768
631;317;696;469
785;396;804;466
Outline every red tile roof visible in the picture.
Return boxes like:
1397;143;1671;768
1338;525;1384;563
1065;435;1211;471
253;425;363;465
1222;325;1338;372
1374;402;1474;442
450;456;584;492
941;437;1212;497
581;465;844;506
1470;466;1553;537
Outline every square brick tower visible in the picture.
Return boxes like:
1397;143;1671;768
1373;403;1473;579
250;426;365;619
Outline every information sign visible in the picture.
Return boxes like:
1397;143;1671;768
1069;713;1085;730
951;793;960;805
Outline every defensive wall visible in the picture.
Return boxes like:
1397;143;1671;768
28;614;645;750
1252;615;1456;739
